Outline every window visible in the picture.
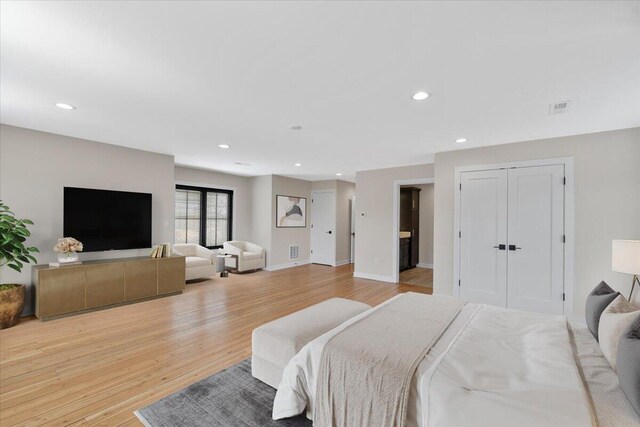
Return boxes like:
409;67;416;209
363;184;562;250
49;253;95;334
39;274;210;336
175;185;232;248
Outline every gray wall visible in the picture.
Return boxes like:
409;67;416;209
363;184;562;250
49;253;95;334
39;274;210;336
271;175;311;268
175;166;252;241
0;125;175;315
311;180;337;191
354;164;434;281
249;175;272;264
433;127;640;317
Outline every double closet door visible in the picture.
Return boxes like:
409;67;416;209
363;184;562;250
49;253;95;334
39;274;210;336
458;164;565;315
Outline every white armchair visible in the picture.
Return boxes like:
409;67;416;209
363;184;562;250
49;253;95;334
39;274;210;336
172;244;219;280
222;241;266;272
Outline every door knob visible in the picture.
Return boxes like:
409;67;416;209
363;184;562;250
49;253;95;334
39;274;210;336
326;231;332;234
493;244;506;250
508;245;522;251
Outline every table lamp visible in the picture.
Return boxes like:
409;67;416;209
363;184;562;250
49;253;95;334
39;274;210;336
612;240;640;300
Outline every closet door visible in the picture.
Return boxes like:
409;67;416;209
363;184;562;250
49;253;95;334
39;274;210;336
506;165;565;315
459;169;508;307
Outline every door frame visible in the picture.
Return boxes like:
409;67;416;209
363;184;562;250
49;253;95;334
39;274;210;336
310;189;337;266
392;178;435;283
453;157;575;316
350;196;356;263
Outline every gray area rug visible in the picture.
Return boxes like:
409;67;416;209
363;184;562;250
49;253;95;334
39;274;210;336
135;358;311;427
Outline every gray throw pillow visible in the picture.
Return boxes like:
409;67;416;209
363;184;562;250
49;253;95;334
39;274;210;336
617;313;640;416
585;281;619;341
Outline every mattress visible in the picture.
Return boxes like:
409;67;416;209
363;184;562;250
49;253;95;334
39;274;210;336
273;295;634;426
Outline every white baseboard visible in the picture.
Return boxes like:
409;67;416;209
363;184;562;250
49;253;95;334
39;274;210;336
417;263;433;269
335;259;351;267
265;260;310;271
353;271;396;283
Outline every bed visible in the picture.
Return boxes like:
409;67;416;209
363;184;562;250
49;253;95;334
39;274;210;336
272;293;640;427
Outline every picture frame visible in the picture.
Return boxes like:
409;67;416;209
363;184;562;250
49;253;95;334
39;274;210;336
276;195;307;228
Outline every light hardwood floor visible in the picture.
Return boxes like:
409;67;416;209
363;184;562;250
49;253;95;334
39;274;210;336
0;264;430;426
399;267;433;287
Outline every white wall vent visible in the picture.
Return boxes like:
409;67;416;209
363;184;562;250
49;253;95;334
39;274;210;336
289;245;300;260
549;100;570;115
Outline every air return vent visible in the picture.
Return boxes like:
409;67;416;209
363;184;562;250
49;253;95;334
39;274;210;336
289;245;300;260
549;100;570;115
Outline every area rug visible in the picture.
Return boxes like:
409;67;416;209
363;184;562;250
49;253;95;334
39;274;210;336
135;358;311;426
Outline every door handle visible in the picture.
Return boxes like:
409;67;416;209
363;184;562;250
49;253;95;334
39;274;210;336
493;244;506;250
508;245;522;251
326;231;332;234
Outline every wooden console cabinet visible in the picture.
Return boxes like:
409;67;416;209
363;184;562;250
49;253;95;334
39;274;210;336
32;256;185;320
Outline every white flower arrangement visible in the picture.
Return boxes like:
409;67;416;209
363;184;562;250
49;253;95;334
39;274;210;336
53;237;83;253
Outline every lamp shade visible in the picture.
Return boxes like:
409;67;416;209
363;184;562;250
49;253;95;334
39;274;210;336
612;240;640;275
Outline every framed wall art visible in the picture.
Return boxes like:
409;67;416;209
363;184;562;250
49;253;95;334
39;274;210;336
276;195;306;228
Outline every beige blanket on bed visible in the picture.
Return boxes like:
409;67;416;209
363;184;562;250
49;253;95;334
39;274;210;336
314;292;462;427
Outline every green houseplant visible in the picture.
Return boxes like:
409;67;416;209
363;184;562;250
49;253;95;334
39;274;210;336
0;201;39;329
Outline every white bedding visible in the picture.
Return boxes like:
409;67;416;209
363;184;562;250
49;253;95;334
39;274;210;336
569;322;640;426
273;296;595;427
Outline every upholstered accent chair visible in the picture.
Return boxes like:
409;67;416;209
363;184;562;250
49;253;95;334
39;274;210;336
222;241;266;272
172;244;218;280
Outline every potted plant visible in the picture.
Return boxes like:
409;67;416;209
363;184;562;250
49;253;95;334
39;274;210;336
0;201;39;329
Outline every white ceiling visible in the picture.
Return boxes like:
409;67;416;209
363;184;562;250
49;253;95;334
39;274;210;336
1;1;639;181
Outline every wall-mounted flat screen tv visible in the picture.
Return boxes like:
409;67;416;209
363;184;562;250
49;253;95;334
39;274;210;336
64;187;152;252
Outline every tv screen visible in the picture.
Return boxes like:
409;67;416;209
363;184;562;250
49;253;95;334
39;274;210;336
64;187;152;252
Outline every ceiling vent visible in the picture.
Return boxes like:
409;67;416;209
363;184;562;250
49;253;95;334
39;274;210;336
289;245;300;260
549;101;571;115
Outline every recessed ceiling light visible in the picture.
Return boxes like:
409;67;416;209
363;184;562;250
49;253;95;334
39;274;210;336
218;144;230;149
455;138;467;143
294;163;302;167
412;91;429;101
336;173;342;176
290;125;302;130
55;103;76;110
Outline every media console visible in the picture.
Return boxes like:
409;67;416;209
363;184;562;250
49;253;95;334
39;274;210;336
32;255;185;320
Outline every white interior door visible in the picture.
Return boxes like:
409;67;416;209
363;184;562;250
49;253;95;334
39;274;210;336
311;190;336;266
459;169;508;307
507;165;565;315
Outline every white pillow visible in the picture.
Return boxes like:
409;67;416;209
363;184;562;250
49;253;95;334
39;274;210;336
598;295;640;371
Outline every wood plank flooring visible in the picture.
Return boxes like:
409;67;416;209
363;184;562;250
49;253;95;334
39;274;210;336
0;264;430;426
399;267;433;287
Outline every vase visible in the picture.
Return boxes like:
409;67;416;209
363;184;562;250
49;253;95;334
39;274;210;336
57;251;79;264
0;284;25;329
